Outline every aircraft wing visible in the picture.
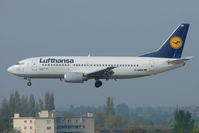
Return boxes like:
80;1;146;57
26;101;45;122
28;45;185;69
168;56;193;64
85;67;115;79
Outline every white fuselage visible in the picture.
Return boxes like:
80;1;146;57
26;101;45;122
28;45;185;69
7;56;185;80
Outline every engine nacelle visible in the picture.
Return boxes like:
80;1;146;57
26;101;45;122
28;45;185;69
64;72;85;83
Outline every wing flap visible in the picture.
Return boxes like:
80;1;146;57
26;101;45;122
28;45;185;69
86;67;115;79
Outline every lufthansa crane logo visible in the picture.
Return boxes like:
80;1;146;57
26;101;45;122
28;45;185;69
170;36;183;49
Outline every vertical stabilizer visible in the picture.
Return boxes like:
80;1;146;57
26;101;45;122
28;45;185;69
140;24;189;58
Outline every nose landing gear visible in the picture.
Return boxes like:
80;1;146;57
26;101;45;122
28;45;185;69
25;77;32;86
27;81;32;86
95;80;102;88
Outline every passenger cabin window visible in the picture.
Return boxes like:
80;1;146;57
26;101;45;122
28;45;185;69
47;120;51;124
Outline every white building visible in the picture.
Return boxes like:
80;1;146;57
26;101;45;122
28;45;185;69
13;111;94;133
56;112;95;133
13;110;56;133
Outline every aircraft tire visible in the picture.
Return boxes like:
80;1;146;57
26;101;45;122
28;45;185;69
95;80;102;88
27;82;32;86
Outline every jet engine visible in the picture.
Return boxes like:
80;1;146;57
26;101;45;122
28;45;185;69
64;72;86;83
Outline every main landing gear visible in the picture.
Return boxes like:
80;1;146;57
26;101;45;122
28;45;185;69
95;80;102;88
27;81;32;86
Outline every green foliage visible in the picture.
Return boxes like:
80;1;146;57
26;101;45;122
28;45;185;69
104;114;128;130
49;93;55;110
62;112;75;118
29;94;36;116
173;109;194;133
131;115;151;127
14;91;21;113
116;104;129;118
9;94;15;116
45;92;55;111
45;92;50;110
128;127;146;133
0;98;10;132
155;128;161;133
0;115;10;132
101;97;128;130
192;128;199;133
105;97;115;116
20;95;29;116
8;129;21;133
0;99;9;117
95;110;105;129
0;91;55;131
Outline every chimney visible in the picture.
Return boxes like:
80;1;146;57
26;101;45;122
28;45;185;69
87;112;94;117
14;113;20;118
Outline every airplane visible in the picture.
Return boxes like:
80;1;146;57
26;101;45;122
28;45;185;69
7;23;192;88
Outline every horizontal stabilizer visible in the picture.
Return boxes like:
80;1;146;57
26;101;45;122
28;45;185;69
167;56;192;64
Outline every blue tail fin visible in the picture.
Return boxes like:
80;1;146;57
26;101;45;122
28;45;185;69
140;24;189;58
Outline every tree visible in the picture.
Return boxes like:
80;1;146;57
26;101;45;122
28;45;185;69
69;105;75;112
155;128;161;133
105;97;115;116
128;127;146;133
131;115;146;127
49;93;55;110
116;104;129;118
29;94;36;116
95;110;105;130
45;92;50;110
8;129;21;133
0;99;10;132
173;109;194;133
0;91;56;132
9;94;15;116
38;99;44;111
20;95;29;116
14;91;21;113
193;128;199;133
45;92;55;111
104;114;128;130
0;99;9;117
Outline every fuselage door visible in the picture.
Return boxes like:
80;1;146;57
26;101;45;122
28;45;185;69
32;59;37;71
148;60;155;72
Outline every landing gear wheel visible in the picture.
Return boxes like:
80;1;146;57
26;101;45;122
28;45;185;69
95;80;102;88
27;82;32;86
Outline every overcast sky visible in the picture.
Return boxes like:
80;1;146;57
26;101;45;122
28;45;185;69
0;0;198;108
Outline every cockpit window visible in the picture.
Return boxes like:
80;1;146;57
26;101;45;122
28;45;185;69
16;62;24;65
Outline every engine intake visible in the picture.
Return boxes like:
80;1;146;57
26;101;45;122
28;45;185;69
64;72;86;83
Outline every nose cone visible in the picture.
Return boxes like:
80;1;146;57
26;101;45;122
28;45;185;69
7;65;15;74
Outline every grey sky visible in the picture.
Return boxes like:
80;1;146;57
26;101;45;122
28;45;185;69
0;0;198;108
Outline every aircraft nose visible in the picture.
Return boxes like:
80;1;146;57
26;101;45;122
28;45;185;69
7;65;15;74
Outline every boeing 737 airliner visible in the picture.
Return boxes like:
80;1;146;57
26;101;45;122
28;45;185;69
8;24;192;88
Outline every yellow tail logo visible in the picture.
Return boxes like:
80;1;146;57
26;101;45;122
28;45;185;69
170;36;183;49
